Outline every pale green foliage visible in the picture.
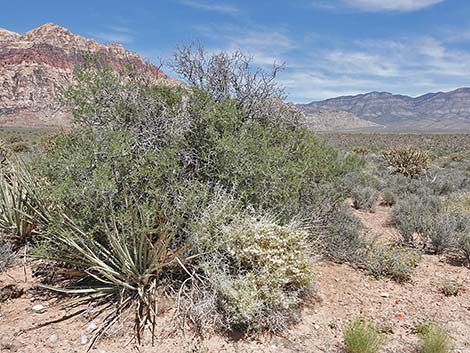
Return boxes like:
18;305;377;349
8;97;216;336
381;189;396;206
418;324;452;353
225;216;312;287
441;280;460;296
43;202;183;341
444;192;470;214
343;319;385;353
0;159;47;245
191;193;313;331
366;244;420;282
392;194;441;246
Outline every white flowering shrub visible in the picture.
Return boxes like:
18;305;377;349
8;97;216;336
190;194;313;331
220;216;312;331
225;218;312;288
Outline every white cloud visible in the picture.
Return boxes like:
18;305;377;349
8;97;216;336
344;0;446;12
284;35;470;102
193;24;295;66
91;31;133;44
179;0;239;15
184;23;470;102
91;25;134;44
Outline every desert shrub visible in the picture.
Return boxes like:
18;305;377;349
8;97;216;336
5;136;24;144
366;244;420;282
381;188;396;206
423;212;457;254
29;47;361;343
449;153;465;162
417;323;452;353
320;206;366;263
383;145;430;177
444;192;470;214
352;146;369;155
170;43;300;126
427;168;470;195
189;194;313;332
385;174;433;199
440;280;460;296
34;129;188;240
392;194;441;246
342;163;381;192
185;93;361;222
351;186;379;212
456;231;470;264
343;319;385;353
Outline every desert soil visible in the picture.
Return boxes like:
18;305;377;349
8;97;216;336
1;205;469;353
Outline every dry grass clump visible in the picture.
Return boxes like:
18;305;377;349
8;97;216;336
343;319;385;353
417;323;452;353
383;145;430;177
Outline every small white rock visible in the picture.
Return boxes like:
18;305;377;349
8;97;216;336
380;292;390;298
80;335;89;345
86;322;97;333
49;334;58;343
32;304;45;313
314;324;320;330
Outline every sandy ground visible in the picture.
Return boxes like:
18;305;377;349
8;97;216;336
1;205;469;353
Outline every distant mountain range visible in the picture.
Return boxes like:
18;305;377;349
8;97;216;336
301;110;381;131
2;23;470;132
297;88;470;131
0;23;174;128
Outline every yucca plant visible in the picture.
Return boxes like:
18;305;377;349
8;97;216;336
43;202;186;348
343;319;385;353
0;158;48;245
383;145;430;177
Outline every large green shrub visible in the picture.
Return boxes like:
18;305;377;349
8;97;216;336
29;49;363;342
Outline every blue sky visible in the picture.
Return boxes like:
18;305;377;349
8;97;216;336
1;0;470;102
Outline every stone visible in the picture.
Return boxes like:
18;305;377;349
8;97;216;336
32;304;45;313
80;335;89;345
86;322;97;333
49;334;58;343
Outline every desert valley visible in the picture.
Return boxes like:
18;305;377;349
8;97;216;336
1;4;470;353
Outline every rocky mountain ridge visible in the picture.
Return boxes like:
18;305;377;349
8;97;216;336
0;23;173;127
302;110;381;131
297;88;470;130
